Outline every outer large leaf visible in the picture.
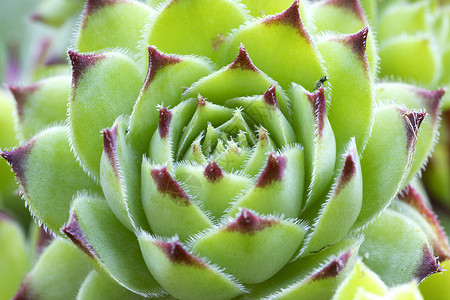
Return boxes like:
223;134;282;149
62;195;163;297
1;126;100;234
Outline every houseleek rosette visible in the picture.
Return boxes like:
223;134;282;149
1;0;449;299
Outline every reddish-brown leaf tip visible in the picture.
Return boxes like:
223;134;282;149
336;148;357;194
264;0;310;40
197;94;207;108
158;107;172;139
36;226;54;257
400;109;426;152
322;0;366;22
255;153;286;188
151;166;190;204
61;214;97;259
1;141;35;193
144;46;181;90
102;125;119;175
227;209;276;234
229;45;259;72
342;27;369;66
263;85;279;108
68;50;104;89
411;87;445;121
204;161;224;182
399;185;450;260
415;244;443;282
312;250;351;280
156;240;206;267
307;87;327;137
9;84;40;122
12;276;33;300
85;0;125;16
257;127;269;147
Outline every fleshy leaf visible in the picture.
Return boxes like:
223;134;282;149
174;162;252;220
76;0;153;53
144;0;249;63
138;234;245;300
240;0;296;17
318;27;374;154
77;270;147;300
141;160;213;240
228;146;304;218
300;139;362;257
224;1;326;90
359;209;442;286
419;259;450;300
13;238;91;300
128;46;214;156
353;106;425;228
100;115;149;232
1;126;100;234
379;34;441;86
9;76;71;140
289;85;336;206
68;50;143;179
0;212;29;300
332;260;388;300
62;195;163;297
376;83;444;183
191;209;307;284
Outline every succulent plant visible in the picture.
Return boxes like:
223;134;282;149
2;0;450;299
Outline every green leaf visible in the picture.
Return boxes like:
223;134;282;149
68;50;144;179
10;76;71;140
128;46;214;156
77;270;148;300
190;209;307;284
12;238;91;300
1;126;100;234
224;1;326;90
62;194;163;297
300;139;362;257
100;116;149;232
76;0;154;53
138;234;245;300
0;212;29;300
318;28;374;154
353;106;424;228
144;0;249;64
359;209;442;286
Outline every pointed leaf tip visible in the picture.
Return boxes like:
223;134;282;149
255;153;286;188
144;46;181;90
102;125;118;173
340;27;369;67
415;244;443;282
197;94;207;108
85;0;124;15
158;107;172;139
156;240;206;266
151;166;189;203
311;250;351;280
62;214;97;259
307;87;327;137
264;0;310;39
401;110;426;151
68;50;104;88
323;0;366;22
229;45;258;72
399;185;450;260
204;161;223;182
336;149;357;193
9;84;39;121
413;87;445;118
1;141;35;192
227;209;276;233
263;85;279;108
